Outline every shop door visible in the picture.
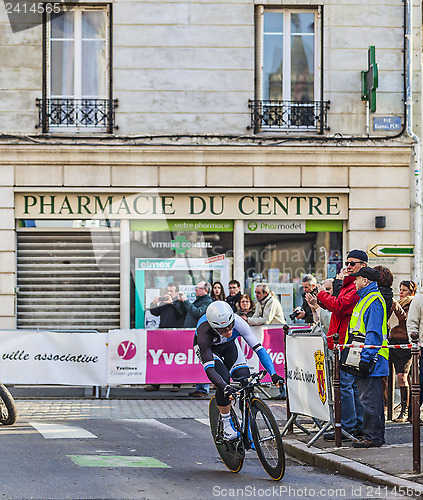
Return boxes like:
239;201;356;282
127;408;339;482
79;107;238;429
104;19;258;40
17;231;120;332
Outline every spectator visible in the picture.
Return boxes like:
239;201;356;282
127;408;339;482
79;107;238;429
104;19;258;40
248;283;285;326
226;280;242;312
406;282;423;420
211;281;226;301
348;267;389;448
144;282;186;393
374;266;394;313
305;279;333;335
374;265;394;412
318;249;366;442
389;280;417;422
236;293;255;321
295;274;317;324
178;281;213;397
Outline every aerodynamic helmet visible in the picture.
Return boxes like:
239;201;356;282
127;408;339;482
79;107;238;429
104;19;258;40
206;301;235;331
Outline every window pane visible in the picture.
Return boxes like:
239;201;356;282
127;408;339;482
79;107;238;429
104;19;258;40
264;12;283;33
51;11;74;39
82;11;106;39
291;34;314;101
51;40;74;96
263;12;283;100
291;13;314;34
82;40;106;96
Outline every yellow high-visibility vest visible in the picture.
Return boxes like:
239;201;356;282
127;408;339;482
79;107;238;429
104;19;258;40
347;291;389;360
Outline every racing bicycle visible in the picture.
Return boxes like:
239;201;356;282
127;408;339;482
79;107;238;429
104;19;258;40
0;382;17;425
208;370;285;480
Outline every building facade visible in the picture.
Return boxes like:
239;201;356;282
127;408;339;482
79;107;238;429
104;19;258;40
0;0;420;331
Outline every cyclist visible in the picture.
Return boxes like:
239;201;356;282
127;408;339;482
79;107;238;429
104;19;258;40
194;301;285;441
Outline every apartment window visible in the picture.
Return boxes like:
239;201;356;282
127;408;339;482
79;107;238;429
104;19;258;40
37;6;117;133
249;8;329;133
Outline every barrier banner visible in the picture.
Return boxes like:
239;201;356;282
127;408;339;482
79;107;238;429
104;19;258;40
286;330;330;422
0;330;107;385
108;329;209;384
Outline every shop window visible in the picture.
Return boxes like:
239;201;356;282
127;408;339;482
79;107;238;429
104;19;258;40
249;8;329;133
129;220;234;328
37;6;117;133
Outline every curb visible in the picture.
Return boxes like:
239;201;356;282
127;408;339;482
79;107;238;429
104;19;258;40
284;438;423;498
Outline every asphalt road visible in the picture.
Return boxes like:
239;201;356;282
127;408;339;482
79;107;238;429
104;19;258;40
0;400;410;500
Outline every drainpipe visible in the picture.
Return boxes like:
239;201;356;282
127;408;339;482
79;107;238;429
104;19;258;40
405;0;423;287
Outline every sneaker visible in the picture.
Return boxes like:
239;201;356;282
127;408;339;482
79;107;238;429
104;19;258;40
223;427;239;441
171;386;181;393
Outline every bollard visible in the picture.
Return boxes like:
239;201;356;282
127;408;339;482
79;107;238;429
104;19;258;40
332;333;342;447
283;324;293;434
411;331;421;474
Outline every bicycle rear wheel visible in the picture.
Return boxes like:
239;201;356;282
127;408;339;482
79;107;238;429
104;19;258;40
209;396;244;473
250;398;285;480
0;383;17;425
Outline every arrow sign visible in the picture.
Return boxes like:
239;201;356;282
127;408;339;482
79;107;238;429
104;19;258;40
369;245;414;257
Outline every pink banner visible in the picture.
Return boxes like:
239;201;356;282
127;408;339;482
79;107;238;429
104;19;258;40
145;326;285;384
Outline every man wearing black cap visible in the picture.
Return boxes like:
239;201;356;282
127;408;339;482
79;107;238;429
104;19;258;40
320;249;366;441
346;266;389;448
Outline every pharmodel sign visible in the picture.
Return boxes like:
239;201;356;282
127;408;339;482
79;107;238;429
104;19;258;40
16;193;348;219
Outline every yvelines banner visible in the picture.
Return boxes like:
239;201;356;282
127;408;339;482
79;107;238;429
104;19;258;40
0;326;286;386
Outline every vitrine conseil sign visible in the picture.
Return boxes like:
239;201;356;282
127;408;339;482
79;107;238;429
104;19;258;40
15;193;348;219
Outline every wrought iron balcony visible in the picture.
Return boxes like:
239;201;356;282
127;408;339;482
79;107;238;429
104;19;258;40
36;98;118;133
248;100;330;134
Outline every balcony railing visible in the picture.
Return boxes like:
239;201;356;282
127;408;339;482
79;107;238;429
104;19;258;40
248;100;330;134
36;98;118;133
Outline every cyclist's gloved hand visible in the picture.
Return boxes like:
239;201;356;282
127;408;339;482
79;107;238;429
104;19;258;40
271;374;285;388
223;385;238;400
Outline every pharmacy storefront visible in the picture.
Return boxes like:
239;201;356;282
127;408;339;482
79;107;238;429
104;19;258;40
15;191;347;331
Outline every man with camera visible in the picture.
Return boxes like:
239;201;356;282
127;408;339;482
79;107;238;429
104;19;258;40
144;282;186;392
292;274;317;324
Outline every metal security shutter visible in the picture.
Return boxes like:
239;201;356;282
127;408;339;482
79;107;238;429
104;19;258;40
17;231;120;332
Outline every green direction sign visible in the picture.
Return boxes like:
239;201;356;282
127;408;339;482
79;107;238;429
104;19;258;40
369;245;414;257
361;45;378;113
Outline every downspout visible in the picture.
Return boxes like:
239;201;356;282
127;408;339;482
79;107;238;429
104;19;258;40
405;0;422;287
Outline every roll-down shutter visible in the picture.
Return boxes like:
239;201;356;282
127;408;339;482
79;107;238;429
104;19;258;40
17;231;120;332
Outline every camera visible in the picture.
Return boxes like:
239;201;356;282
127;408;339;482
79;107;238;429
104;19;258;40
289;306;303;321
158;296;168;302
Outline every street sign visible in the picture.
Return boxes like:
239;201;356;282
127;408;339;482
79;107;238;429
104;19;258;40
373;116;402;131
369;245;414;257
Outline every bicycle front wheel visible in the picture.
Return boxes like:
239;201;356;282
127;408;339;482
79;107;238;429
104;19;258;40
209;396;244;473
250;398;285;480
0;383;17;425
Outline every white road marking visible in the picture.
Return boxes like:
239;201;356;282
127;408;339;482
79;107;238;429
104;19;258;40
120;418;189;438
195;418;210;426
29;421;97;439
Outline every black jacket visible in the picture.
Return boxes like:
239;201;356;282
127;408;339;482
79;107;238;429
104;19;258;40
301;292;315;324
182;294;213;328
226;292;242;312
150;300;186;328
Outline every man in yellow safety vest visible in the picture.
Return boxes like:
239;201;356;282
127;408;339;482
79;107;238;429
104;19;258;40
346;266;389;448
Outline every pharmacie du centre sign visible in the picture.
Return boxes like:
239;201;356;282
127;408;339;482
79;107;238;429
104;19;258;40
17;193;347;219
